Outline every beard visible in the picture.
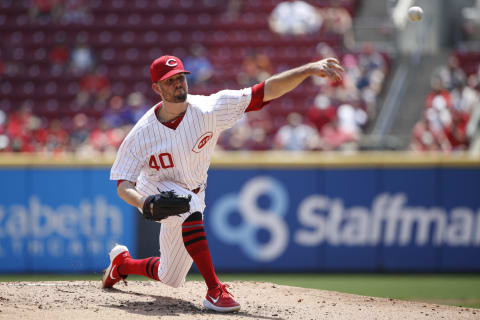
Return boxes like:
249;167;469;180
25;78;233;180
173;92;187;102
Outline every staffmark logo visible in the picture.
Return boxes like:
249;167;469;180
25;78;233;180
210;176;289;262
193;132;213;153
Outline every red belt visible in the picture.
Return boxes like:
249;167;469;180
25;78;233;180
192;187;200;194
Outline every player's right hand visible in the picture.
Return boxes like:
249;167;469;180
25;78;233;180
312;58;344;82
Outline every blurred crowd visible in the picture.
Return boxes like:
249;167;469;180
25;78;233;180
218;42;388;151
0;91;149;156
0;40;388;154
29;0;90;24
1;0;391;155
410;54;480;154
269;0;354;48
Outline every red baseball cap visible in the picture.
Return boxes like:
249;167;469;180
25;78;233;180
150;55;190;83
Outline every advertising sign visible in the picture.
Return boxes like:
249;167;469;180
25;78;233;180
205;168;480;272
0;168;135;272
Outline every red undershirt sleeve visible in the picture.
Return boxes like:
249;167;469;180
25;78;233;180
245;82;270;113
116;179;135;188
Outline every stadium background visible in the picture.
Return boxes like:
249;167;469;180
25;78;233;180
0;0;479;308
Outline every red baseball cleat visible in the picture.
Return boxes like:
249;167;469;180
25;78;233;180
203;284;240;313
101;244;130;288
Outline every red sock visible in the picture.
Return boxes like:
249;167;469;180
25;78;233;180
182;212;220;290
117;257;160;281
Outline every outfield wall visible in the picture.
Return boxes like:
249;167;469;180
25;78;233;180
0;152;479;272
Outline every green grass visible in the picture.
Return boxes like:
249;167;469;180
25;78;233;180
1;273;479;308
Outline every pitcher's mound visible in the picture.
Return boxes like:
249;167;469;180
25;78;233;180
0;280;477;320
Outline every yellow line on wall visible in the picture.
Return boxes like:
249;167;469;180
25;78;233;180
0;151;479;168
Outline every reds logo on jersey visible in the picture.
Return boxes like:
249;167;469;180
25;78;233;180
193;132;213;153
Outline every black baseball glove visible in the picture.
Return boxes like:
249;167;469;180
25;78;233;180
142;190;192;221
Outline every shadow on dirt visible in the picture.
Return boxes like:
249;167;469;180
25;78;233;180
101;288;285;319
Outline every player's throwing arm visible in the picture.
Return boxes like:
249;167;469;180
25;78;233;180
263;58;344;101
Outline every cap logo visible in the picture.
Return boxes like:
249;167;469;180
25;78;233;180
166;58;178;67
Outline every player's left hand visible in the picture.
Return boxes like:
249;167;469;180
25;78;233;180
142;190;192;221
313;58;344;82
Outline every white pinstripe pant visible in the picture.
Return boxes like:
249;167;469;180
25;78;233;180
136;179;206;288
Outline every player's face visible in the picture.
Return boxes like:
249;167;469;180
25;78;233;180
156;73;188;103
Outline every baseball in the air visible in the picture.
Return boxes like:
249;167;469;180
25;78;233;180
408;6;423;22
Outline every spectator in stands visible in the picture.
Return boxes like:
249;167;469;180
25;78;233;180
307;101;365;152
247;127;272;151
218;118;251;151
124;92;149;124
337;103;367;137
0;52;19;77
43;119;69;154
70;40;95;75
269;0;323;36
5;104;39;152
183;44;213;86
416;64;469;153
342;53;360;80
274;112;320;150
313;45;376;110
443;109;469;151
61;0;89;24
425;76;453;112
476;65;480;86
437;54;466;91
316;42;338;60
318;0;355;49
360;42;387;70
312;68;359;111
357;43;388;111
87;119;124;156
224;0;243;20
49;40;69;74
220;111;274;151
467;96;480;155
319;116;357;151
411;109;451;152
429;95;453;134
103;95;127;128
306;93;337;133
0;110;8;151
29;0;62;23
464;72;480;153
237;49;273;87
69;113;91;151
451;72;478;114
76;69;111;106
31;117;49;152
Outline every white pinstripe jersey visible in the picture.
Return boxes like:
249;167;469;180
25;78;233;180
110;87;255;195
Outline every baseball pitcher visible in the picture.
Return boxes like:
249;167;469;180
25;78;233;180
104;54;343;312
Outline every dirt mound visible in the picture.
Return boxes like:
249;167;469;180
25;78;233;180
0;281;477;320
